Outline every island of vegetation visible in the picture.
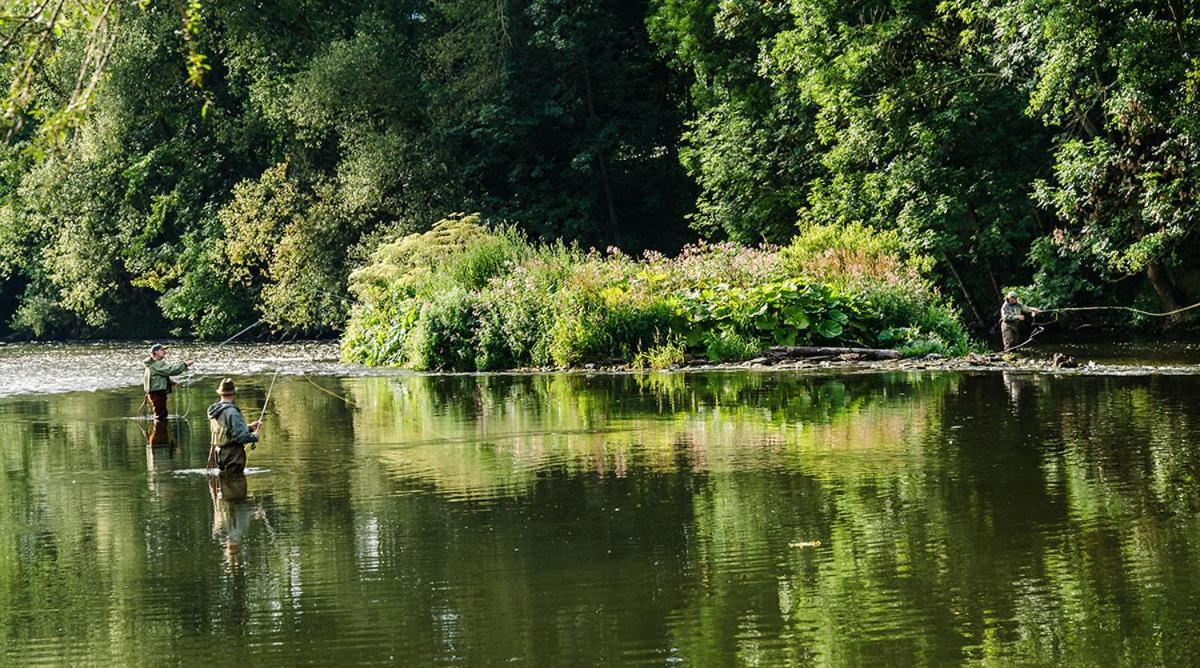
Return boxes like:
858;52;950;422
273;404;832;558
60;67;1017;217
341;214;970;370
0;1;1194;370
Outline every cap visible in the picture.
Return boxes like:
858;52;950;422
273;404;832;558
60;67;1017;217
1006;291;1018;299
217;378;237;395
150;343;167;354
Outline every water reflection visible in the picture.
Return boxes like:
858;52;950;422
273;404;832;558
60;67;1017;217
2;371;1200;663
209;474;271;571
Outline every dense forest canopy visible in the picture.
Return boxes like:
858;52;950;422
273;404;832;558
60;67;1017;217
0;0;1196;339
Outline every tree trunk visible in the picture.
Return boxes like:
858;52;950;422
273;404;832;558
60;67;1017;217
1146;262;1183;313
581;57;622;247
942;254;987;328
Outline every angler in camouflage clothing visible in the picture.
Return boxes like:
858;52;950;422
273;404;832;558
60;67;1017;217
1000;291;1040;351
142;343;193;421
207;378;260;474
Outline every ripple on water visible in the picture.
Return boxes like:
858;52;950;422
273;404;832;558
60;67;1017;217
0;341;403;398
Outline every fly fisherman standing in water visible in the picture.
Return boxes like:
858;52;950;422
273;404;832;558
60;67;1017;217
207;378;260;474
1000;291;1040;351
142;344;193;421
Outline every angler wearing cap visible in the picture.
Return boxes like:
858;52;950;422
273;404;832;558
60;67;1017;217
1000;291;1040;351
142;344;194;421
207;378;261;474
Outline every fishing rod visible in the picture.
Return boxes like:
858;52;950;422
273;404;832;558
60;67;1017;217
258;367;280;426
174;318;267;420
1039;301;1200;318
218;318;267;347
999;297;1200;353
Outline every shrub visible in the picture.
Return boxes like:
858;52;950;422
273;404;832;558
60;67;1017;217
348;213;494;304
548;261;677;367
780;222;932;288
446;225;529;291
405;286;479;371
632;333;687;370
703;328;762;362
342;213;979;368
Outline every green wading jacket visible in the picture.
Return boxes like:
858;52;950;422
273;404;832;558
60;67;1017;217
143;357;188;393
207;401;259;448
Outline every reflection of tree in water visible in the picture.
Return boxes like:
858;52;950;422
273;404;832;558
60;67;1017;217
336;372;1200;663
7;373;1200;662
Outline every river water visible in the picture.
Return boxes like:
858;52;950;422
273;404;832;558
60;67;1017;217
3;344;1200;664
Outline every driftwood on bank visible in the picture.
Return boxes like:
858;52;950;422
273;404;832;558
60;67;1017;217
765;345;904;360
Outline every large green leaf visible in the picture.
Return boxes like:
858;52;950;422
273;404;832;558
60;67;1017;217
814;320;844;339
783;307;810;329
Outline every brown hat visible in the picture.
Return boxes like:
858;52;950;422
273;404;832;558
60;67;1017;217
217;378;237;395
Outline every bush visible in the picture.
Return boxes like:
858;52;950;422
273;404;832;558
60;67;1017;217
406;286;479;371
342;214;978;369
703;328;762;362
548;261;677;367
446;225;530;291
632;334;687;370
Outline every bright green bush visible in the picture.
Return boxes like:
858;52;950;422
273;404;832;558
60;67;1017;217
703;328;761;363
406;287;479;371
342;215;977;369
547;262;678;367
632;334;687;371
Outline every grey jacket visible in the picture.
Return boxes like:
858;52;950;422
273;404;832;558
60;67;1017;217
1000;301;1035;326
207;401;259;448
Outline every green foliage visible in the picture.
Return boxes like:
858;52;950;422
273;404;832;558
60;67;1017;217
0;0;692;338
674;281;858;348
702;328;760;363
647;0;816;243
649;0;1050;307
343;215;972;368
632;334;687;371
2;0;1197;340
406;287;479;372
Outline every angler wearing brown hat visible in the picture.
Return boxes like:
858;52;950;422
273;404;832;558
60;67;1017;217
206;378;260;474
142;343;194;421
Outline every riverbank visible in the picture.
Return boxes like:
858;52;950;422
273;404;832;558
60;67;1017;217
497;350;1200;377
7;339;1200;401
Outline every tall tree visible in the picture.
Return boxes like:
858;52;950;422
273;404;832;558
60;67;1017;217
996;0;1200;309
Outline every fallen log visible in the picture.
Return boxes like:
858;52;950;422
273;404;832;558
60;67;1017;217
765;345;904;360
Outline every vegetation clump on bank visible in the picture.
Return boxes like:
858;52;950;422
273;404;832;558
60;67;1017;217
341;215;972;370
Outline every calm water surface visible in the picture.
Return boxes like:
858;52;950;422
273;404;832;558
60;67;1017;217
3;348;1200;664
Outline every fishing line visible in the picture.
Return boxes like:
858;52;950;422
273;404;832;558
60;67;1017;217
1039;301;1200;318
1000;298;1200;353
258;367;281;425
301;373;358;408
172;318;267;420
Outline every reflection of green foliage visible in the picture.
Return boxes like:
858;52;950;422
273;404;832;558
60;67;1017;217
7;371;1200;663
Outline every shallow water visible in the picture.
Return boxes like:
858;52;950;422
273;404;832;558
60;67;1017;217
4;349;1200;664
0;340;379;398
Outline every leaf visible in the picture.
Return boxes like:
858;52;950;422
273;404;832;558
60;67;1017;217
784;307;810;329
815;320;843;339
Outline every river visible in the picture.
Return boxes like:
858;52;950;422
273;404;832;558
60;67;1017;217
3;343;1200;664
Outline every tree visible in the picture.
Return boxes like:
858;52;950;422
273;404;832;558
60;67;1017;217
996;0;1200;310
